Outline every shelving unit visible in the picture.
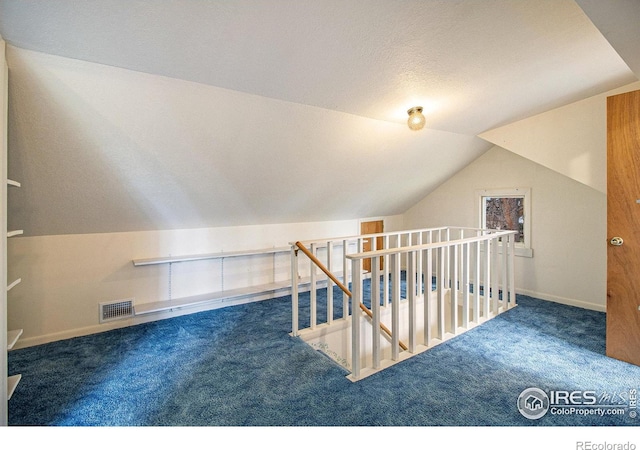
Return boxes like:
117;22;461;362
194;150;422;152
131;243;355;316
2;175;21;414
0;37;7;427
132;246;290;267
2;36;21;425
132;247;292;315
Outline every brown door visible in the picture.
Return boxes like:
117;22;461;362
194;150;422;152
606;89;640;367
361;220;384;273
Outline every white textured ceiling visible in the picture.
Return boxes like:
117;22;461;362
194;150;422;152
0;0;638;235
1;0;635;134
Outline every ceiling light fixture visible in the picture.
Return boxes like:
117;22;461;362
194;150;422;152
407;106;425;131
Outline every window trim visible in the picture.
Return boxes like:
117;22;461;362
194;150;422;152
476;187;533;258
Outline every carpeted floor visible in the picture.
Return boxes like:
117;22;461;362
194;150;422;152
7;280;640;427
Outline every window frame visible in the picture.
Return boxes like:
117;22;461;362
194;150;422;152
476;187;533;258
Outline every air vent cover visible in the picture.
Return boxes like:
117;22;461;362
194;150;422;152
99;299;134;323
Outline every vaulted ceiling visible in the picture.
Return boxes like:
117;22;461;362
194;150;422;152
0;0;638;235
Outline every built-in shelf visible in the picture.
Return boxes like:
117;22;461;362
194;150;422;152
133;246;295;315
7;329;22;350
7;375;21;400
131;241;362;318
6;278;21;292
134;280;293;315
132;242;359;267
4;47;23;422
133;272;343;316
132;246;291;267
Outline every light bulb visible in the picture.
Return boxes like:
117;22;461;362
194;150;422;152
407;106;425;131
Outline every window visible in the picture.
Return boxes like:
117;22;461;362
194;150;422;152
477;188;532;257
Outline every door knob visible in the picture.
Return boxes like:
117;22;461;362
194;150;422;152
610;237;624;246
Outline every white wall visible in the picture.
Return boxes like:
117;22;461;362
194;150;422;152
403;145;606;311
7;215;402;348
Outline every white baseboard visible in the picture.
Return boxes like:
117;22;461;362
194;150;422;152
11;274;359;350
11;288;297;349
516;288;606;312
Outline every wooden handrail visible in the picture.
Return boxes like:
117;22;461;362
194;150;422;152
294;241;408;352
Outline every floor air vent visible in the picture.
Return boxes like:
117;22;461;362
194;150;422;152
100;299;134;323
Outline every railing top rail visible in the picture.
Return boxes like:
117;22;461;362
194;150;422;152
290;226;497;248
344;230;517;260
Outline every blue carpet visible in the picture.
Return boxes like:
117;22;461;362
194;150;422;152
7;280;640;426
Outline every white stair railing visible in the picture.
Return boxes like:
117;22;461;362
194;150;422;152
291;227;517;380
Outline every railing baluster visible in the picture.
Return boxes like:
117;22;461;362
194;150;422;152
451;243;459;334
382;235;390;307
327;241;333;324
491;236;499;316
484;238;491;320
342;239;349;319
445;228;451;284
406;232;412;279
408;250;417;352
416;232;423;297
462;242;470;329
310;243;317;329
508;234;516;308
437;246;446;339
473;239;481;324
391;252;401;360
501;236;508;312
291;244;299;336
351;257;363;379
371;257;381;369
423;246;432;345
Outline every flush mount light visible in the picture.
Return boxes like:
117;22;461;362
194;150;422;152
407;106;425;131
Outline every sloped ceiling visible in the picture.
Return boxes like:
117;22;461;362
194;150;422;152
575;0;640;77
0;0;637;235
478;80;640;194
479;0;640;194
